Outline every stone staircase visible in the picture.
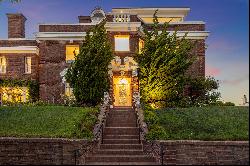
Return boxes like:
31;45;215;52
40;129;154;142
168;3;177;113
85;107;158;165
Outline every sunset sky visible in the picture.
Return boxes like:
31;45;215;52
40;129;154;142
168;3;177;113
0;0;249;105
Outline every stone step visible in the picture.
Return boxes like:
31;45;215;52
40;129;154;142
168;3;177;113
109;110;135;114
100;144;142;150
107;116;136;120
103;135;139;139
85;155;156;163
104;127;139;135
107;119;137;123
111;107;133;110
107;118;137;122
106;120;137;124
103;139;139;144
86;162;159;165
106;122;137;127
93;149;144;155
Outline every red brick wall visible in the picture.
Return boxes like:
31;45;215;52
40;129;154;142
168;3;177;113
146;140;249;165
78;16;91;23
143;24;205;31
39;25;94;32
7;14;26;38
0;40;37;47
0;137;90;165
0;53;39;81
186;39;206;77
38;40;83;103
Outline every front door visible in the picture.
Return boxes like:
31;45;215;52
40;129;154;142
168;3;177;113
113;76;132;107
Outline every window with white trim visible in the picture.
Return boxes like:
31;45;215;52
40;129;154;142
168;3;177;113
0;56;6;74
25;57;31;74
114;35;130;52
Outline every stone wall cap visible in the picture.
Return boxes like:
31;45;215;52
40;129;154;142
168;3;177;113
0;137;90;143
157;140;249;146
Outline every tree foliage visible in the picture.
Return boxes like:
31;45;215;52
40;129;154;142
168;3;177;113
134;11;195;108
0;0;20;3
184;76;221;107
65;21;113;106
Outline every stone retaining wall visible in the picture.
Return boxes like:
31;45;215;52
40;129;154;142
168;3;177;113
153;140;249;165
1;138;248;165
0;137;90;165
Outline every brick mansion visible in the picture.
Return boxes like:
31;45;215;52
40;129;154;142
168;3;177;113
0;7;209;106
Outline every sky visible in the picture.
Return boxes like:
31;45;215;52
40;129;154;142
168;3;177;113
0;0;249;105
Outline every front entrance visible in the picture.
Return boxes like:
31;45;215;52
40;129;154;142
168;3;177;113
113;76;132;107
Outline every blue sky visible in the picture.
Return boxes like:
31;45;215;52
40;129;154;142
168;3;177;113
0;0;249;105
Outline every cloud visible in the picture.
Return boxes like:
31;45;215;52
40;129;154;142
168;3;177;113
206;65;221;76
207;37;241;53
220;74;249;85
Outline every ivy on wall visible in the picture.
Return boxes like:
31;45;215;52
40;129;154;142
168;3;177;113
0;79;39;102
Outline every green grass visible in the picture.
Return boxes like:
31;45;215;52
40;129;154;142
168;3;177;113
145;106;249;141
0;106;99;139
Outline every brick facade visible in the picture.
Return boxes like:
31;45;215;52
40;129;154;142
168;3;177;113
7;13;26;38
0;8;208;104
0;53;38;80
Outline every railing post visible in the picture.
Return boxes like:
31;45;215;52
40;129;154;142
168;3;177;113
160;143;164;165
101;124;104;144
74;149;80;165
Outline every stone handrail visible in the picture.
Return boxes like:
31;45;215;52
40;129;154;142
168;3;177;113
132;92;163;165
93;92;111;145
132;92;148;142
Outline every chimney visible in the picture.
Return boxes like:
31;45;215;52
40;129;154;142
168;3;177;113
7;13;27;38
78;16;91;23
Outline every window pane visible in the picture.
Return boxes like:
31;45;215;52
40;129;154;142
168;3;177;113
66;45;79;62
115;35;130;51
25;57;31;73
0;57;6;73
139;39;144;54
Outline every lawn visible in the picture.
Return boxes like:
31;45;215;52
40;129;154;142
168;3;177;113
144;106;249;141
0;106;99;139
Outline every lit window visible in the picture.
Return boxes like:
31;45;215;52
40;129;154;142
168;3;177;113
139;39;144;54
0;87;29;103
65;83;73;96
25;57;31;74
0;56;6;74
115;35;130;52
66;45;79;63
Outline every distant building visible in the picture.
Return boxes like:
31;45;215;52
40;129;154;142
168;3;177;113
241;95;249;106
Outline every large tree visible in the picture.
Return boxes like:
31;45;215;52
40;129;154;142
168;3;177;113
66;21;113;106
134;11;195;108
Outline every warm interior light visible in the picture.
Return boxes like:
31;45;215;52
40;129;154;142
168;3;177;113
141;17;182;23
66;45;79;61
120;78;128;84
114;35;130;51
1;87;28;102
139;39;144;54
